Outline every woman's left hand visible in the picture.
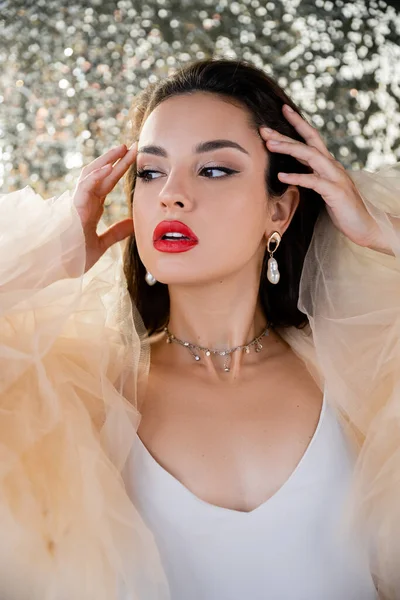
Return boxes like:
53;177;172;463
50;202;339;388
260;105;383;252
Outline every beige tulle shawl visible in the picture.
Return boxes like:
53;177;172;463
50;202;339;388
0;163;399;599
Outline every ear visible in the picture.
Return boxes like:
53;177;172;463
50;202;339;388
266;185;300;237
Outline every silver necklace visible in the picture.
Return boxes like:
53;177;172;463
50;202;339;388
163;325;269;373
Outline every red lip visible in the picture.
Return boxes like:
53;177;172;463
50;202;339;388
153;220;199;253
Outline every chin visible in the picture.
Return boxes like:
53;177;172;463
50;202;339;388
156;269;232;287
155;273;204;286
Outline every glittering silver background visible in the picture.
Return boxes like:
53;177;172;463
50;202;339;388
0;0;399;222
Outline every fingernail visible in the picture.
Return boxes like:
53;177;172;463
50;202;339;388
262;127;274;134
268;140;281;145
284;104;294;113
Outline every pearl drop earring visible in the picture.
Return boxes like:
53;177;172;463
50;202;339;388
145;271;157;286
266;231;281;284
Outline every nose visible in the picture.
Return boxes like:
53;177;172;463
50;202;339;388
159;173;193;211
160;193;186;209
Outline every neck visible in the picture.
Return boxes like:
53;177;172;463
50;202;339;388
164;265;267;375
168;288;266;348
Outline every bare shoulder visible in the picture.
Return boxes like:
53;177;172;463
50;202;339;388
262;330;321;397
141;327;322;433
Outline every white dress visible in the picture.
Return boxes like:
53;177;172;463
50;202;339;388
124;393;378;600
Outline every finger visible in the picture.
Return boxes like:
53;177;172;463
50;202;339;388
81;145;128;178
100;142;137;191
98;218;134;253
266;139;340;180
78;164;113;196
260;127;299;144
277;171;339;200
260;127;331;160
259;129;309;167
282;105;331;159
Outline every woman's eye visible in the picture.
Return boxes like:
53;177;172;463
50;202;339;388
201;166;239;178
136;169;162;182
137;166;239;182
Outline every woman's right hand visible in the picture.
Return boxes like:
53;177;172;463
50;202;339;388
72;143;137;272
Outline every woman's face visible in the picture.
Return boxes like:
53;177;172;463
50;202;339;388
133;92;295;286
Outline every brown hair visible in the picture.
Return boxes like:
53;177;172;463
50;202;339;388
123;58;325;335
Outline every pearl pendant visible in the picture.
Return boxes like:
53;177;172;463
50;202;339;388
267;257;280;284
145;271;157;286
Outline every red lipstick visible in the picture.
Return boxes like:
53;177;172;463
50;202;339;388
153;220;199;253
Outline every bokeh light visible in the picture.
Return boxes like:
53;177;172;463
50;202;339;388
0;0;399;222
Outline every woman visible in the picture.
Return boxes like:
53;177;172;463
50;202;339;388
1;59;399;600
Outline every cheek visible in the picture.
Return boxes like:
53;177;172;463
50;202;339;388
199;195;269;268
221;195;268;241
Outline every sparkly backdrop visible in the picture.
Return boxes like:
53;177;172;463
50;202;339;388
0;0;399;222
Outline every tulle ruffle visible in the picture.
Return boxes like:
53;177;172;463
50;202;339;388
0;188;169;600
284;163;400;599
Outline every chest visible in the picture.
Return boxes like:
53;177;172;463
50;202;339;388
137;361;323;513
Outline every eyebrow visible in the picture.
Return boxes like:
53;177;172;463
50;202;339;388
137;139;250;157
